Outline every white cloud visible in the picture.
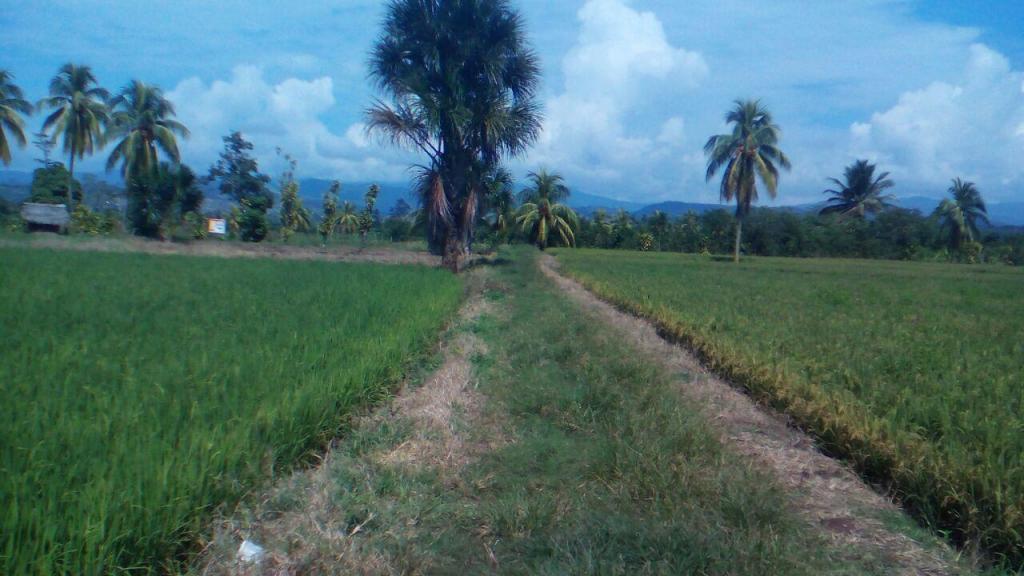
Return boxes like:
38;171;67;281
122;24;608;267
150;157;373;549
851;44;1024;198
167;66;409;183
530;0;707;198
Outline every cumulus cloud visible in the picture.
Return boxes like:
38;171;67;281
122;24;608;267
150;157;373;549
531;0;708;197
167;66;409;183
850;44;1024;199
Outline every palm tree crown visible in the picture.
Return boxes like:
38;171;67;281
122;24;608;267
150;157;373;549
0;70;32;166
106;80;189;181
820;159;895;218
704;99;791;262
367;0;542;271
39;63;109;207
516;169;578;250
935;178;989;251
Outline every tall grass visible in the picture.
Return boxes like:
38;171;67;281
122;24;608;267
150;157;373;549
555;249;1024;568
0;248;462;575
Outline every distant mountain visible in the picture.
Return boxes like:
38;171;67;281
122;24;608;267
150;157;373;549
633;201;726;218
566;192;645;216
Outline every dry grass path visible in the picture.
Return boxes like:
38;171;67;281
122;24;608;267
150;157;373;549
540;254;964;576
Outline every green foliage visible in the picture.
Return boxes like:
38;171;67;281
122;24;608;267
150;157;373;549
357;183;379;242
516;170;579;250
39;63;110;208
105;80;189;181
821;159;895;218
0;248;463;575
318;180;341;244
69;204;117;235
236;197;270;242
0;69;32;166
367;0;542;269
29;162;82;204
704;99;792;262
206;131;272;207
278;182;311;241
126;163;203;239
557;249;1024;568
936;178;990;253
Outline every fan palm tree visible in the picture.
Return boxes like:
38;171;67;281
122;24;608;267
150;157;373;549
0;70;32;166
39;63;110;208
366;0;542;272
106;80;189;181
935;178;989;252
516;170;578;250
482;167;516;241
704;99;791;262
820;159;894;218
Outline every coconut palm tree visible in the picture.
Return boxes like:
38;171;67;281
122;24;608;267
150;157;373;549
820;159;894;218
39;63;109;208
516;170;578;250
935;178;989;252
106;80;189;181
335;201;359;234
366;0;542;272
0;70;32;166
519;169;570;204
704;99;791;262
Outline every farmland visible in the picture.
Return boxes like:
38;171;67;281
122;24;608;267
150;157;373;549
554;249;1024;566
0;248;462;575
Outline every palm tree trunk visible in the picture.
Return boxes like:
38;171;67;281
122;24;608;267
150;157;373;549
733;217;743;263
67;148;76;211
441;226;464;273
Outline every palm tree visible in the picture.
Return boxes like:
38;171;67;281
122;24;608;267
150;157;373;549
704;99;791;262
39;63;110;208
519;169;570;204
0;70;32;166
935;178;989;252
516;170;579;250
482;167;516;242
106;80;189;181
335;201;359;235
820;159;894;218
367;0;542;272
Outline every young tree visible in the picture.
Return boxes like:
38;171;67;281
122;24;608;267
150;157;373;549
336;201;359;235
207;132;272;242
32;131;56;167
0;70;32;166
820;160;894;219
358;184;380;245
704;99;791;262
39;63;110;209
367;0;542;272
935;178;989;256
126;163;202;239
319;180;341;245
106;80;189;181
516;170;579;250
275;150;311;241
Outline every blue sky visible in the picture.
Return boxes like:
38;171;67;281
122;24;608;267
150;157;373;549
3;0;1024;204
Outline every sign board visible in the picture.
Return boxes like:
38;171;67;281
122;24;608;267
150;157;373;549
207;218;227;235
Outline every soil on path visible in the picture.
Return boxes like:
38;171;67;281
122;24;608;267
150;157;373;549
540;254;961;576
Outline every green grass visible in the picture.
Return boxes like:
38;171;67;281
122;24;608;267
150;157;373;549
229;247;920;574
0;247;462;575
553;249;1024;568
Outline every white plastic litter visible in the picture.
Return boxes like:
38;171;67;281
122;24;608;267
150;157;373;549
237;539;266;563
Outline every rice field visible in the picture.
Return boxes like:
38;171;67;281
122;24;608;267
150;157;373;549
554;249;1024;567
0;248;462;575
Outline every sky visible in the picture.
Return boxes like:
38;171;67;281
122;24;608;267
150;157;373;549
3;0;1024;205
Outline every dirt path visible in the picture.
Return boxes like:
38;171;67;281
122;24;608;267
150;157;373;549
539;255;960;576
195;273;500;575
0;235;442;266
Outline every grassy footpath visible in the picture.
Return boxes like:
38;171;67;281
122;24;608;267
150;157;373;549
215;247;928;574
0;248;462;575
553;249;1024;569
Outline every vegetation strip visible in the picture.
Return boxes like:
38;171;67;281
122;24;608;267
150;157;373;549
553;248;1024;570
0;248;462;575
540;254;967;575
198;248;955;575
